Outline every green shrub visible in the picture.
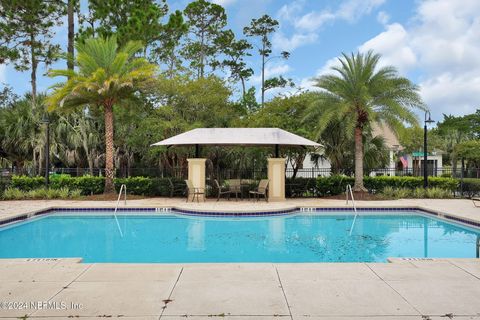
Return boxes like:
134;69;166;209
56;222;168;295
150;177;186;197
425;187;453;199
460;178;480;197
313;175;459;197
1;187;83;200
379;187;412;199
70;189;82;199
396;188;412;199
316;175;354;196
380;186;452;199
286;177;317;197
10;176;45;191
115;176;154;196
69;175;104;195
2;188;25;200
0;179;10;196
429;177;458;191
57;187;70;199
412;188;426;198
379;186;397;199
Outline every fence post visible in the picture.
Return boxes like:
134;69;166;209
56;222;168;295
460;158;464;198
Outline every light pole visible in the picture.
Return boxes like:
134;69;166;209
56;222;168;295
423;111;434;189
42;115;50;188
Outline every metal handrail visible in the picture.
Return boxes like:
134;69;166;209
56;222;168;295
346;184;358;235
113;184;127;237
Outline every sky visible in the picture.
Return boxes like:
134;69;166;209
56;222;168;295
1;0;480;122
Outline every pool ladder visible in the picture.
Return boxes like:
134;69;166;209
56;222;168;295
113;184;127;237
346;184;358;235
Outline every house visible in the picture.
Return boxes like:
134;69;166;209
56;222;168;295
286;122;402;177
399;151;443;176
370;122;401;176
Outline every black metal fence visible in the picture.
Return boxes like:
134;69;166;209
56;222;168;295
1;166;480;198
1;166;480;179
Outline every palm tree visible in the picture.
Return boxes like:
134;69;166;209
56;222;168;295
307;51;425;191
0;94;43;172
47;37;157;193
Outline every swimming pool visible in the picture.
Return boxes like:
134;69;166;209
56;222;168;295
0;210;479;263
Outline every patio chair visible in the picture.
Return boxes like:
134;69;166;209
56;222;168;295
228;179;242;201
214;179;232;201
473;197;480;207
185;180;205;203
168;178;186;197
249;179;269;202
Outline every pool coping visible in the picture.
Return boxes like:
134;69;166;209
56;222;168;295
1;204;480;230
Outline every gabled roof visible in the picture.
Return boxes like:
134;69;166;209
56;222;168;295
151;128;321;147
371;122;402;150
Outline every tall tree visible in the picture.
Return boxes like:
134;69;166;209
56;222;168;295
0;0;65;101
0;94;44;171
78;0;168;53
182;0;227;79
47;37;157;193
216;30;253;100
306;51;425;191
151;10;188;78
66;0;76;71
244;14;290;108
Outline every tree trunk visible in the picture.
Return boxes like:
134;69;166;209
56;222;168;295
199;28;205;79
30;33;37;101
240;77;246;101
88;156;94;175
353;126;367;192
67;0;75;71
104;102;115;194
452;154;457;178
261;41;265;108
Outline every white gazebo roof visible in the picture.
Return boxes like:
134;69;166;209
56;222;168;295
151;128;321;147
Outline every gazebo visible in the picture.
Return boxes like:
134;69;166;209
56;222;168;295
151;128;321;201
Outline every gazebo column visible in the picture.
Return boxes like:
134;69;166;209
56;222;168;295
187;158;206;201
267;158;286;201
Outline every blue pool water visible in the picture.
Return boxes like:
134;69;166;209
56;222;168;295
0;211;479;263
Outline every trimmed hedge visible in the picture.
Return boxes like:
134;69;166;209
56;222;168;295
4;175;186;197
291;175;459;197
2;187;82;200
460;178;480;197
286;177;318;197
10;175;45;191
114;176;186;196
312;175;459;197
0;174;465;199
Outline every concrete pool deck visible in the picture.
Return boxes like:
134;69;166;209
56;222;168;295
0;258;479;319
0;198;479;318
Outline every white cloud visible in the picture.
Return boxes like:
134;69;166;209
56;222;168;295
277;0;304;23
296;57;340;92
294;11;336;32
308;0;480;118
211;0;237;6
272;32;318;52
420;73;480;116
273;0;385;52
250;63;292;85
377;11;390;25
359;23;416;74
337;0;386;22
